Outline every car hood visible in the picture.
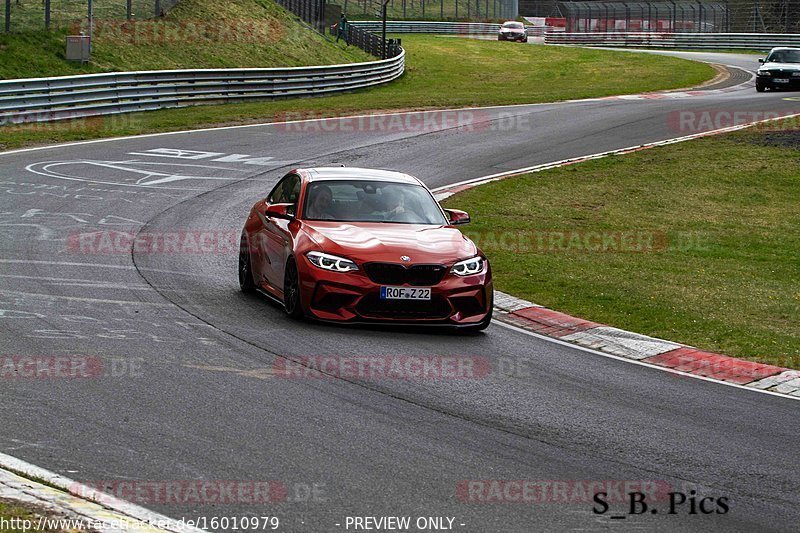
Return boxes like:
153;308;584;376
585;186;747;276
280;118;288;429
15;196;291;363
762;62;800;70
302;222;478;265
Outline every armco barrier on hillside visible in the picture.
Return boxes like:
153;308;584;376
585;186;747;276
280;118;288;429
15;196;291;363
0;51;404;125
544;31;800;50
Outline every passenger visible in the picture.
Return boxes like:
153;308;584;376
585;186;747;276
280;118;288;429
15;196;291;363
306;185;335;220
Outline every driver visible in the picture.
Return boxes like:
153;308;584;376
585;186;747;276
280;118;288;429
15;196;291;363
383;186;407;221
306;185;335;220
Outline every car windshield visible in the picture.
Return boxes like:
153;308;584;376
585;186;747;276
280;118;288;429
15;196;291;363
767;50;800;63
502;22;523;29
303;180;448;225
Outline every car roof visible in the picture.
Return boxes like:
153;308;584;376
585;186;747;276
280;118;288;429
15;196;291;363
769;47;800;51
301;167;423;185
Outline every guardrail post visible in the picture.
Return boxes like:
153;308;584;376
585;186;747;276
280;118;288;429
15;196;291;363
697;0;702;32
381;0;388;59
88;0;93;57
5;0;10;33
127;0;132;20
44;0;50;28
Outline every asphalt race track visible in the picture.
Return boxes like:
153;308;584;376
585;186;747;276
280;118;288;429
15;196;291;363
1;51;798;532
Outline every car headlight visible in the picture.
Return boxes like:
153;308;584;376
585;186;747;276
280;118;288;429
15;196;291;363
451;256;485;276
757;70;771;77
306;251;359;272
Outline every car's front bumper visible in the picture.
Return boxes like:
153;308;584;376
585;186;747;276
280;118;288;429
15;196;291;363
757;75;800;89
297;257;493;326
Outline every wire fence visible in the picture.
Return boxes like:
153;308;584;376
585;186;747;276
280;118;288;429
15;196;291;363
277;0;402;57
521;1;800;33
276;0;326;32
558;1;728;32
2;0;178;32
341;0;519;20
343;22;403;57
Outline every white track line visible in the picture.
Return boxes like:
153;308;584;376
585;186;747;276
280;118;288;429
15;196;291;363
0;101;592;158
0;51;773;533
0;452;202;532
432;114;800;200
491;319;798;402
428;115;800;403
0;67;753;159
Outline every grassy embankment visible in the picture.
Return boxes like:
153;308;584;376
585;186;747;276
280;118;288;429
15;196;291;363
0;0;371;79
1;25;713;149
444;123;800;368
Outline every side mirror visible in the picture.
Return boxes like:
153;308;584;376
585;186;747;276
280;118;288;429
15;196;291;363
445;209;471;225
758;58;765;63
263;203;295;220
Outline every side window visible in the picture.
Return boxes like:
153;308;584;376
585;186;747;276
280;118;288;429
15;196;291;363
268;174;300;204
267;178;284;204
286;176;301;204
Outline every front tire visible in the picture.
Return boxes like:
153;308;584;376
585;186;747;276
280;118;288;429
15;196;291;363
283;257;304;319
755;81;766;92
238;236;255;293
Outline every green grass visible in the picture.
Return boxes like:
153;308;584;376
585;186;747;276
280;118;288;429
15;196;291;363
0;34;713;149
443;123;800;368
0;0;372;79
0;500;64;532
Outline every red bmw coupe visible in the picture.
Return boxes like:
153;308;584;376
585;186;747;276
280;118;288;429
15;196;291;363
238;167;493;330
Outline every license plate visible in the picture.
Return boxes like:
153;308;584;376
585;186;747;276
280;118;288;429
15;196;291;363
775;78;790;83
380;286;431;300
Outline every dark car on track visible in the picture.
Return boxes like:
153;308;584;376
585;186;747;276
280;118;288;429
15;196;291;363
756;47;800;92
239;167;493;330
498;21;528;43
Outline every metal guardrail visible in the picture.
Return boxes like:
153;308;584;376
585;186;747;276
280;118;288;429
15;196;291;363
350;20;550;36
0;51;405;125
544;32;800;50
